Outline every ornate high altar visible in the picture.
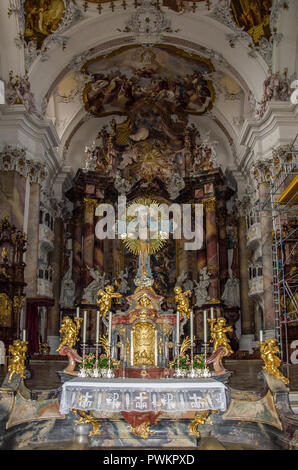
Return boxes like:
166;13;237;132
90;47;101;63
55;48;247;444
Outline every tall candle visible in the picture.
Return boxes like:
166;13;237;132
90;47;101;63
96;310;100;344
83;310;87;344
190;310;193;345
176;310;180;344
210;307;214;319
259;330;264;342
76;306;80;318
203;310;207;344
108;311;112;347
22;329;26;342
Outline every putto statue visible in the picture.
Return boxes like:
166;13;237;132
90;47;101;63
97;285;122;318
57;316;83;352
193;267;211;307
258;338;289;385
174;286;192;319
8;340;28;383
208;317;233;355
57;316;83;375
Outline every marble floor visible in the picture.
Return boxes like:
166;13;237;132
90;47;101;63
0;359;297;392
20;437;255;450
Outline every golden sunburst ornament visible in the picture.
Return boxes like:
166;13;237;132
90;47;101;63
119;197;170;255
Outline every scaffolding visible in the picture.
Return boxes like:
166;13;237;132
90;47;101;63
259;135;298;363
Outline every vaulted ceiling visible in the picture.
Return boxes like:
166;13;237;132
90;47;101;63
1;0;297;194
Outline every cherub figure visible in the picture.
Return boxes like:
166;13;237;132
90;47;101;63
56;316;83;352
8;340;28;383
97;285;122;318
174;286;192;319
208;317;233;355
258;338;289;385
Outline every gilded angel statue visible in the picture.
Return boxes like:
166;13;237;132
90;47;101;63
57;316;83;352
56;316;83;375
8;339;28;383
208;317;233;355
258;338;289;385
96;285;122;318
174;286;192;319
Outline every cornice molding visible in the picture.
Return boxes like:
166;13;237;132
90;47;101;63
239;102;298;170
0;104;61;175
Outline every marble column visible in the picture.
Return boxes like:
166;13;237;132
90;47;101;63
72;202;83;301
83;198;97;288
217;207;229;295
196;207;206;275
259;181;275;337
196;247;207;274
178;237;189;273
204;197;219;299
238;214;255;352
47;217;63;354
94;214;104;271
0;171;26;229
25;182;40;298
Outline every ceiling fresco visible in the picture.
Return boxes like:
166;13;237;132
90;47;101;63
82;45;215;119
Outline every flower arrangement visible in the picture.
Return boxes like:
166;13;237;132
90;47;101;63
79;353;114;371
193;354;205;369
98;354;113;369
170;353;204;370
79;352;95;370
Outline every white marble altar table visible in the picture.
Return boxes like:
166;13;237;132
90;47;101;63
59;377;227;414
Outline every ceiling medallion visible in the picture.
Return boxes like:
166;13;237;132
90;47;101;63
118;0;180;45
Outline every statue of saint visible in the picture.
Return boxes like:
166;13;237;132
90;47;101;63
83;267;109;304
193;267;211;307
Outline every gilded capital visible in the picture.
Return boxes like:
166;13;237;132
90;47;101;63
0;145;48;185
83;197;98;214
202;197;216;213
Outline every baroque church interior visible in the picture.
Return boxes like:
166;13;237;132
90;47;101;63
0;0;297;452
